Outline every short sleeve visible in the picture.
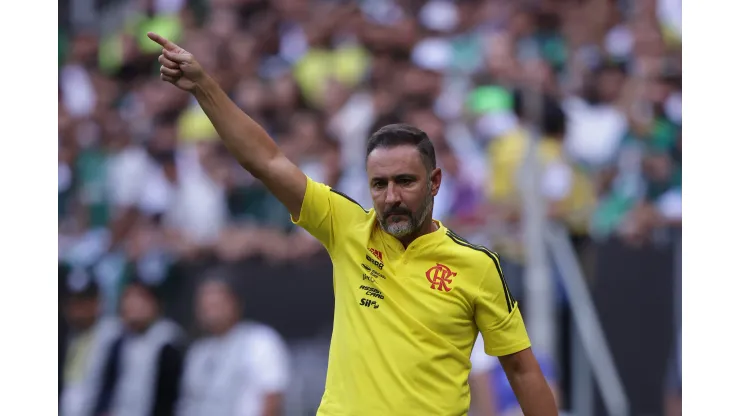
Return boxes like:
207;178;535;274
290;176;369;252
246;327;290;393
474;261;531;357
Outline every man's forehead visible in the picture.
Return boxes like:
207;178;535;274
200;280;231;294
366;146;425;175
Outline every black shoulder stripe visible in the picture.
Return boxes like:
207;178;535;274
445;231;515;313
446;231;514;312
329;188;368;212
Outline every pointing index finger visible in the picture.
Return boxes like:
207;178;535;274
147;32;178;51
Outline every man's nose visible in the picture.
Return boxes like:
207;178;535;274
385;183;402;205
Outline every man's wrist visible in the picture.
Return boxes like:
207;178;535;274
192;74;216;99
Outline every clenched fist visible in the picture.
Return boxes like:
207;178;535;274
147;32;204;92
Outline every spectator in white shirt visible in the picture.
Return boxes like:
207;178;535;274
563;63;628;169
178;274;290;416
94;279;185;416
59;266;120;416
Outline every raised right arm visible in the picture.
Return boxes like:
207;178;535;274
191;75;306;218
148;32;306;219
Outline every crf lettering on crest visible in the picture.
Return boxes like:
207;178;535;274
426;263;456;292
368;248;383;262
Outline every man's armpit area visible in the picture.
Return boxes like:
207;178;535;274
289;177;334;247
290;176;318;225
292;178;335;225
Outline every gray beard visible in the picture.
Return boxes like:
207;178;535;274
379;191;434;238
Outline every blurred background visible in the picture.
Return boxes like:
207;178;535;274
57;0;681;415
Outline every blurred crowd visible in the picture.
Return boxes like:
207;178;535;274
60;268;292;416
58;0;681;414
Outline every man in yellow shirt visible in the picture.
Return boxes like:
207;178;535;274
148;32;557;416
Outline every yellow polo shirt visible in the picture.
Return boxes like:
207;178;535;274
292;177;531;416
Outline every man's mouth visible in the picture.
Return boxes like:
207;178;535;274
386;212;409;220
385;213;411;222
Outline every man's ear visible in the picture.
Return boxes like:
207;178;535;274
430;167;442;197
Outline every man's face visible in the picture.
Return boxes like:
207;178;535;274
366;145;441;238
196;281;239;335
120;285;159;333
401;67;440;100
65;296;99;331
597;69;625;103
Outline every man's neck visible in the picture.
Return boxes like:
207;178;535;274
126;318;158;336
398;218;438;248
211;319;239;338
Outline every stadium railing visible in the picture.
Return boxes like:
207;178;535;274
547;223;630;416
